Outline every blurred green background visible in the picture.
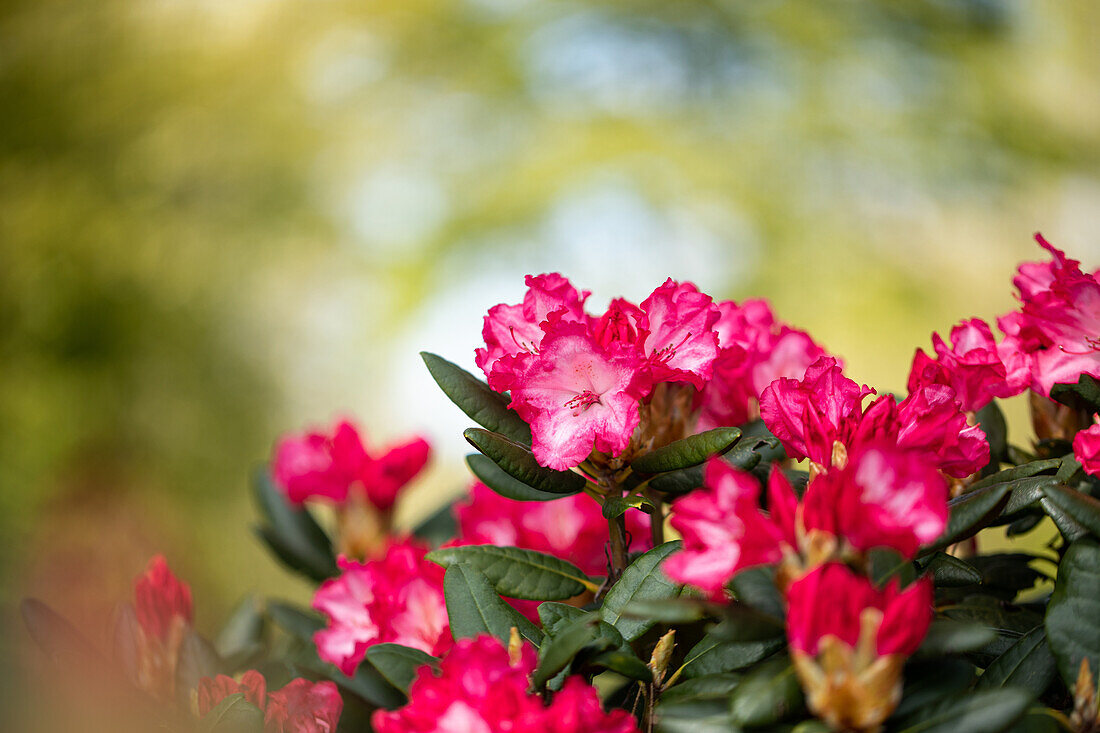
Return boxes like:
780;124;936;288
4;0;1100;723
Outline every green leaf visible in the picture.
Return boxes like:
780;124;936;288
411;498;458;545
1045;537;1100;688
443;563;541;647
976;626;1056;694
619;597;712;624
648;436;780;497
421;352;531;443
730;566;786;618
976;400;1008;464
887;688;1031;733
466;453;571;502
1049;373;1100;413
538;602;627;651
591;649;653;681
966;459;1061;495
252;469;337;581
922;482;1012;555
1041;483;1100;538
602;494;655;519
681;633;785;679
890;659;977;722
266;600;324;640
175;629;222;703
631;427;742;474
601;540;683;641
365;643;439;693
728;656;805;727
1039;497;1089;543
215;596;265;662
427;545;596;599
921;552;983;587
201;693;265;733
915;619;997;658
662;673;743;703
533;616;615;688
464;428;587;495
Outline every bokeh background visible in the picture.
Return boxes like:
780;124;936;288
4;0;1100;726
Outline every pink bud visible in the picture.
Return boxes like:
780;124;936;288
133;555;192;642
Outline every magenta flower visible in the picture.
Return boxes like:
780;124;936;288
496;316;644;470
312;538;450;675
455;482;650;577
634;279;721;389
271;419;429;511
197;672;343;733
372;635;640;733
475;273;590;382
786;563;932;659
908;318;1030;413
894;384;989;478
1074;421;1100;478
806;443;948;559
665;459;786;595
698;299;829;430
133;555;193;643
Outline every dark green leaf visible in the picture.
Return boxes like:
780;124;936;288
533;616;614;688
1001;477;1061;518
201;693;265;733
1039;497;1089;543
1044;537;1100;688
631;427;742;474
887;688;1031;733
648;464;705;496
443;563;541;647
252;469;337;581
602;494;655;519
730;566;785;618
965;460;1061;495
619;597;712;624
890;659;976;721
681;633;785;679
266;600;323;641
216;596;265;662
176;630;222;702
921;553;983;587
421;352;531;443
708;605;787;643
922;483;1012;555
976;400;1008;464
728;656;804;727
1056;455;1083;484
648;436;781;497
427;545;595;600
976;626;1056;694
464;428;587;495
869;547;917;588
466;453;571;502
915;619;997;658
1041;483;1100;538
656;706;739;733
591;649;653;682
365;643;439;693
1049;373;1100;413
1004;709;1061;733
601;541;683;641
411;498;459;545
662;673;743;703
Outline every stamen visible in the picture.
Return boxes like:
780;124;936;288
651;331;694;364
1058;336;1100;356
564;390;601;416
508;326;538;354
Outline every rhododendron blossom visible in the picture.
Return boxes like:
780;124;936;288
908;318;1029;413
1074;421;1100;478
455;482;649;577
133;555;193;642
272;419;429;511
312;538;450;675
787;563;933;732
372;635;640;733
197;672;342;733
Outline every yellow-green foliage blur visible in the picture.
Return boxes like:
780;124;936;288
3;0;1100;726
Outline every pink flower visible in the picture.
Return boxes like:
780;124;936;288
759;357;873;467
196;672;342;733
455;482;650;577
1000;235;1100;396
272;420;429;511
497;317;643;470
266;679;344;733
895;384;989;478
634;279;721;389
806;443;948;559
1074;421;1100;478
475;273;590;381
786;563;932;658
698;299;828;430
313;539;450;675
665;459;786;595
372;635;639;733
133;555;192;642
907;318;1030;413
196;671;267;716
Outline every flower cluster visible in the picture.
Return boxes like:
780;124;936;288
476;274;826;469
312;537;450;675
372;635;640;733
196;672;343;733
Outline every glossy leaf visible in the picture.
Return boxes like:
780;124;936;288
411;497;459;545
601;541;683;641
533;616;614;688
915;619;997;658
976;400;1008;464
1044;537;1100;688
466;453;570;502
681;633;786;679
591;649;653;681
1041;483;1100;538
176;629;222;704
421;352;531;444
365;643;439;693
427;544;596;599
201;693;265;733
215;596;265;663
921;552;982;587
463;428;587;495
1049;373;1100;413
728;656;805;727
252;469;337;581
922;482;1012;555
730;566;785;618
443;562;541;647
975;625;1056;694
631;427;742;474
887;688;1031;733
648;436;780;496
